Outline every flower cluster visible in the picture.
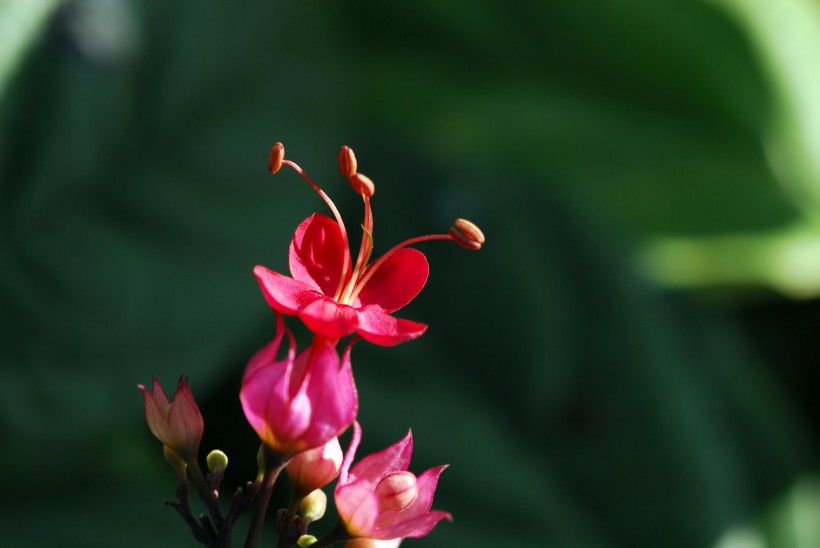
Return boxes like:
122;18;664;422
138;143;483;547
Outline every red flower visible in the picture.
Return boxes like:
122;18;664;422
255;144;484;346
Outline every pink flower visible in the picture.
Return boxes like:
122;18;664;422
138;376;204;464
286;437;344;497
335;422;452;541
240;314;358;458
255;143;484;346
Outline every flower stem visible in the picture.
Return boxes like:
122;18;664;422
244;449;287;548
190;459;225;529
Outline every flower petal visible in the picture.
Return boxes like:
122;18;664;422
336;481;380;537
301;340;358;450
299;297;360;339
254;265;324;315
349;430;413;488
289;213;348;296
372;510;452;540
356;307;427;347
355;249;428;313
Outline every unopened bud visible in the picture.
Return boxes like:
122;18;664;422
450;218;485;250
206;449;228;473
375;472;418;511
338;145;357;178
298;535;318;547
349;173;375;197
268;142;285;173
299;489;327;523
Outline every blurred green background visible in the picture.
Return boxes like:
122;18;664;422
2;0;820;546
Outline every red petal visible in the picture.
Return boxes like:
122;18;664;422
356;307;427;346
254;265;323;314
355;248;428;313
299;297;359;339
289;214;348;296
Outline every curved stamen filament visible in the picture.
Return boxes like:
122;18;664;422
282;159;351;299
348;233;455;303
338;194;375;304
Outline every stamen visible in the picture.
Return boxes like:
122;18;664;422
269;142;351;298
338;146;357;178
348;173;375;197
450;218;485;250
338;194;375;304
268;142;285;174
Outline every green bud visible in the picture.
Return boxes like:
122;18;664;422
297;535;318;547
299;489;327;523
206;449;229;473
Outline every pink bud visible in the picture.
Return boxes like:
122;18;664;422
286;437;344;496
138;376;204;464
335;423;451;541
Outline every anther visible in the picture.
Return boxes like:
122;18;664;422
338;145;357;178
268;142;285;174
450;218;485;250
348;173;375;197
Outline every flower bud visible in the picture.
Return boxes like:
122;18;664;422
139;376;204;465
298;535;319;547
348;173;375;197
449;218;485;250
375;472;418;511
286;438;343;497
269;142;285;174
339;145;357;178
206;449;229;473
299;489;327;523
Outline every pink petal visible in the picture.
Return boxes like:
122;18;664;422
301;340;358;449
166;378;204;456
240;349;293;449
289;213;348;296
355;249;428;313
299;297;360;339
340;421;363;485
150;376;170;411
254;265;324;315
372;510;452;540
139;383;171;443
336;481;380;537
349;430;413;488
356;307;427;346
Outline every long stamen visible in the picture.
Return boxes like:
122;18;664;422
279;158;351;298
339;194;374;304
